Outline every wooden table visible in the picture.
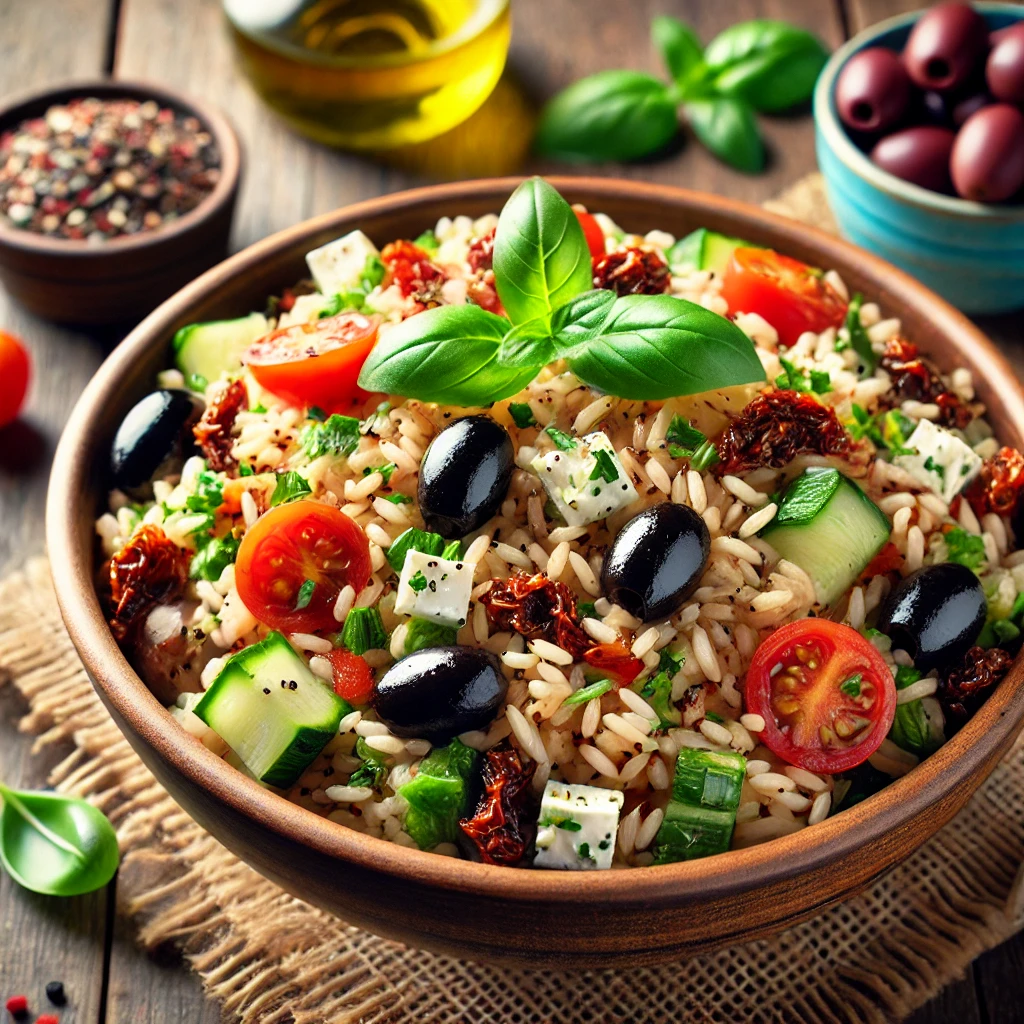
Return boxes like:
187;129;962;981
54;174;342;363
1;1;1021;1020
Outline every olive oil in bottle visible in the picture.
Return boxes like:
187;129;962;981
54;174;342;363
223;0;511;149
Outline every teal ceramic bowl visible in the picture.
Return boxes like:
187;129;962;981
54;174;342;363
814;3;1024;314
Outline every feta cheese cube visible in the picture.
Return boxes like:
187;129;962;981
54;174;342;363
534;780;624;870
893;418;982;504
394;550;473;629
305;230;380;297
530;431;638;527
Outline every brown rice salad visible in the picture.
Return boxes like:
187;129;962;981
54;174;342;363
98;179;1022;870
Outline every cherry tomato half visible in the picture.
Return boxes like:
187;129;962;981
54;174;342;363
745;619;897;774
244;312;380;413
328;649;375;705
235;499;371;634
572;204;606;261
0;330;30;427
721;248;847;347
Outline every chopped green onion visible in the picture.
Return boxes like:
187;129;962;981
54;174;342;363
508;402;537;428
441;540;463;561
666;416;706;456
562;678;613;706
341;607;387;654
589;448;619;483
690;440;720;472
384;493;413;504
545;426;576;451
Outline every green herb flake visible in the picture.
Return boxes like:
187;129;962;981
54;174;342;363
894;665;923;690
562;678;613;706
944;527;987;573
238;463;254;478
441;540;463;561
364;463;396;484
704;711;724;724
578;601;597;619
923;455;946;483
690;439;721;472
270;471;312;507
384;493;413;504
409;570;429;593
413;229;439;254
294;579;317;611
508;402;537;428
341;607;388;655
404;617;458;655
189;534;240;583
666;415;706;456
775;357;831;395
658;647;684;676
307;405;328;422
839;673;862;698
301;413;361;461
844;293;877;374
546;426;577;451
559;819;583;832
577;841;592;860
386;527;446;573
589;448;619;483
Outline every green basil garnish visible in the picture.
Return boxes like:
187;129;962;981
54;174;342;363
652;15;704;83
683;96;765;174
492;177;593;327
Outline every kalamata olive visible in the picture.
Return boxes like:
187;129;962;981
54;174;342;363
418;415;513;538
987;22;1024;103
599;503;710;623
951;91;993;126
903;2;989;91
876;562;986;673
951;104;1024;201
920;90;952;125
835;47;912;133
110;389;205;491
870;126;956;193
372;646;508;741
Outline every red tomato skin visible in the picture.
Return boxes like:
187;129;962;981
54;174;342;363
245;313;380;414
745;619;897;774
721;249;847;347
328;649;375;704
0;331;30;427
572;205;606;261
234;500;371;634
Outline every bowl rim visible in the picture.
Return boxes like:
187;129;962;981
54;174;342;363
0;78;242;259
224;0;510;71
813;1;1024;224
46;175;1024;906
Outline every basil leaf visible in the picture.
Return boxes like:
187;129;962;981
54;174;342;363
550;289;617;355
651;15;704;84
270;471;312;506
535;71;679;164
566;294;765;400
357;304;536;406
703;20;828;113
684;97;765;173
499;320;558;369
493;177;593;327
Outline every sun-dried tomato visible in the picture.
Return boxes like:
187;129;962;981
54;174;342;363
716;390;854;476
964;446;1024;519
592;247;670;296
878;336;972;429
194;378;246;473
107;525;190;641
583;643;644;684
459;741;535;866
466;227;495;273
939;646;1013;721
381;239;445;305
481;570;590;659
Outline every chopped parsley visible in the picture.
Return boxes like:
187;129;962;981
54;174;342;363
185;468;224;524
704;711;724;724
589;448;619;483
301;413;361;460
944;526;986;573
839;673;863;698
690;439;720;472
361;253;386;291
666;416;707;458
384;493;413;504
638;671;681;730
189;534;240;582
408;570;429;593
894;665;923;690
238;463;254;477
923;455;946;482
294;578;316;611
775;357;832;395
658;647;684;676
364;463;396;484
577;842;593;860
386;527;445;573
578;601;597;619
349;736;390;790
844;293;877;374
540;815;582;831
508;402;537;428
270;471;312;506
846;405;916;456
546;426;577;451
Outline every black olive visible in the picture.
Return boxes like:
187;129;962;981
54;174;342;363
599;503;710;623
876;563;986;672
110;389;205;491
418;415;513;538
372;646;508;741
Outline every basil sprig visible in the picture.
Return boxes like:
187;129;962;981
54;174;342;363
358;178;765;406
536;16;827;172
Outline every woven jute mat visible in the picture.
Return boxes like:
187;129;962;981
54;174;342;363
4;175;1024;1024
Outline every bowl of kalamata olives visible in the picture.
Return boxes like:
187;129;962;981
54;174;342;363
814;2;1024;314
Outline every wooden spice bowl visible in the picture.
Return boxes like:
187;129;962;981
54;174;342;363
0;79;241;326
45;178;1024;967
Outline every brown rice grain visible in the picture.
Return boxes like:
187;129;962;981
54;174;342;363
505;705;546;762
749;772;797;795
646;457;673;494
722;475;768;507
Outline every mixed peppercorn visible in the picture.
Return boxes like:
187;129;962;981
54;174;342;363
0;97;220;241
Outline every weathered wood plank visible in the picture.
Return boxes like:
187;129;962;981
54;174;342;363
0;4;115;1021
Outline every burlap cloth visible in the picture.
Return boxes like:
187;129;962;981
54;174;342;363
3;175;1024;1024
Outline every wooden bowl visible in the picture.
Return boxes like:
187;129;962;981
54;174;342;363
0;80;241;326
45;178;1024;967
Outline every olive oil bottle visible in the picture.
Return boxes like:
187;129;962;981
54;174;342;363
224;0;511;149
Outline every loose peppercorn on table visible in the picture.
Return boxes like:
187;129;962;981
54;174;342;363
2;0;1024;1022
